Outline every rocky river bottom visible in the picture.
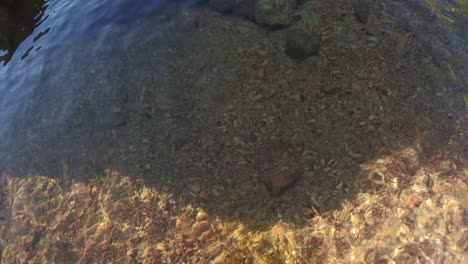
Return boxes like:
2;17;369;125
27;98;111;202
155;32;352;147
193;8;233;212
0;0;467;263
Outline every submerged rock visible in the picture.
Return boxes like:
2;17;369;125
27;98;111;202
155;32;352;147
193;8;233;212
285;28;321;60
296;0;320;28
352;0;369;24
208;0;256;20
262;167;300;194
209;0;236;13
258;140;301;195
233;0;256;20
254;0;296;27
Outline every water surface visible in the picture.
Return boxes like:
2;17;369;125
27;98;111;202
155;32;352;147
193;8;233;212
0;0;467;263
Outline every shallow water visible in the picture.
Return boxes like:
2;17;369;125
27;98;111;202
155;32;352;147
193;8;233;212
0;0;467;262
0;0;202;174
0;0;466;174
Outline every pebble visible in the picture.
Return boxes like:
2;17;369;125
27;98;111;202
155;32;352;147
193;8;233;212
199;190;210;199
457;231;468;251
293;94;303;102
212;253;226;264
191;184;201;193
438;160;453;171
348;151;362;159
206;241;225;260
251;93;263;102
368;36;378;43
303;154;315;163
192;221;210;238
322;86;340;95
199;229;214;241
302;207;315;217
196;209;209;221
258;69;265;78
233;137;241;145
405;194;423;208
336;182;343;190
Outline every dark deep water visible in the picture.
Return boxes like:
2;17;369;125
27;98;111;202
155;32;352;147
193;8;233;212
0;0;467;262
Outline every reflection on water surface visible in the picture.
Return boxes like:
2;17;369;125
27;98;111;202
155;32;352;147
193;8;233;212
0;0;47;63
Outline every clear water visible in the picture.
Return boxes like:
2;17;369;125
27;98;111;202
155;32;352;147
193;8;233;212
0;0;206;176
0;0;465;175
0;0;467;262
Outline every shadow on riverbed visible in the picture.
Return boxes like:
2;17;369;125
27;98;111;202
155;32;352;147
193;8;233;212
0;0;467;249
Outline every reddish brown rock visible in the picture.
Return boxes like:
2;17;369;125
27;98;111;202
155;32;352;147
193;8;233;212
260;140;292;162
257;140;301;194
261;166;299;194
405;195;423;208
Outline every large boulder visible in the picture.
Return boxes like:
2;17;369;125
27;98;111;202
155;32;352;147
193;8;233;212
254;0;296;27
285;28;321;60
